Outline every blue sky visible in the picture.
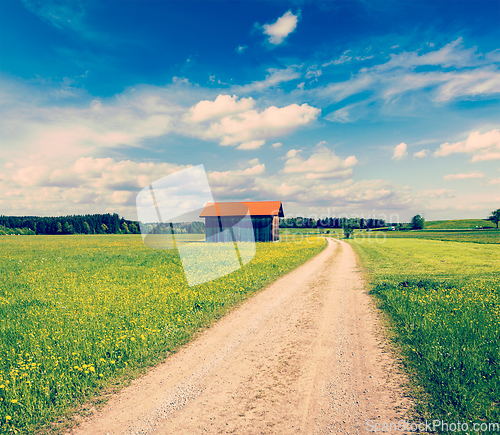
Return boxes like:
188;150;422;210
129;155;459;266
0;0;499;221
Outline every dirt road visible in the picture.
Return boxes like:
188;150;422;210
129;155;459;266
71;239;410;434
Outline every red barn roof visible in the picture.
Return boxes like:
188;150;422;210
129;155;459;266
200;201;284;218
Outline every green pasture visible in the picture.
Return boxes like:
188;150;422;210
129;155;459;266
0;235;325;434
425;219;495;230
280;227;343;237
382;229;499;244
351;237;500;428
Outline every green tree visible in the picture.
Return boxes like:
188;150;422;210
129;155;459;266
121;222;129;234
101;223;108;234
342;222;354;239
129;223;139;234
488;209;500;229
411;214;425;230
56;222;63;234
82;221;91;234
63;222;74;234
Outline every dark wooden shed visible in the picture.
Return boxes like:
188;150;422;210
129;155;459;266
199;201;284;243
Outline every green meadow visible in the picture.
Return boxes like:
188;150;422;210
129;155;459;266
424;219;495;230
382;229;499;244
0;235;325;434
351;236;500;427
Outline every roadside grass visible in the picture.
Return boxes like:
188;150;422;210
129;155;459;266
0;235;325;434
350;238;500;427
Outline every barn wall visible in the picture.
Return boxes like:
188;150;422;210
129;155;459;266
204;216;274;242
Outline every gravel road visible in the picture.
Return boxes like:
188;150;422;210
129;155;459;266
70;239;411;434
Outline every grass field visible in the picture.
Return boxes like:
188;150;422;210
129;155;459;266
382;229;499;244
350;237;500;427
280;228;344;237
425;219;495;230
0;235;325;434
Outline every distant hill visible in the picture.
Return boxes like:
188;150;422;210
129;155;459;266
425;219;494;230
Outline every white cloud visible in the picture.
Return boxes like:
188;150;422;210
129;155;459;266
205;103;320;148
0;156;190;217
319;74;376;104
282;145;357;179
376;38;479;71
324;101;369;124
236;140;266;150
207;161;266;198
4;162;14;168
413;138;438;146
271;142;283;148
443;172;484;181
232;67;301;93
188;95;255;122
418;189;455;198
435;69;500;101
314;39;500;110
392;143;408;160
305;66;322;80
355;55;374;61
262;11;299;45
12;165;49;187
434;129;500;161
0;82;191;165
322;53;352;67
413;149;429;159
236;45;248;53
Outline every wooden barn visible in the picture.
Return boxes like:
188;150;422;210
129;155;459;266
199;201;284;243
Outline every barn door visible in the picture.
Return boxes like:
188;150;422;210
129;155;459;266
272;216;280;242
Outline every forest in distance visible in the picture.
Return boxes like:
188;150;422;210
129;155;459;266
0;214;206;236
0;214;389;236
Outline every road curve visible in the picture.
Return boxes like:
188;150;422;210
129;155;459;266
70;239;410;434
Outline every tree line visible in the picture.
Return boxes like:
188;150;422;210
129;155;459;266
0;214;207;235
0;214;141;235
279;217;387;229
3;209;496;236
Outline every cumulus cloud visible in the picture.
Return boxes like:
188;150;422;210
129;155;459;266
8;157;186;191
271;142;283;148
262;11;299;45
443;172;484;181
392;143;408;160
207;161;266;199
434;129;500;161
282;145;357;180
413;149;429;159
12;165;49;187
188;95;255;122
202;103;320;148
0;156;190;216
